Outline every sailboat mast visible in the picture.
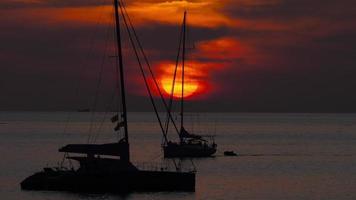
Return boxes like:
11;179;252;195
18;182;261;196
180;11;187;133
114;0;129;144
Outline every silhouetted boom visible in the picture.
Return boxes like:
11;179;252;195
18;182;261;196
59;142;128;157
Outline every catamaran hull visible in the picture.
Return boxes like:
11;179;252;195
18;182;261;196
21;170;195;193
163;144;217;158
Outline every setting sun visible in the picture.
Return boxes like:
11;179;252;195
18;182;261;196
161;77;199;98
157;63;202;98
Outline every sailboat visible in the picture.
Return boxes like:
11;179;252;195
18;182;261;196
20;0;195;193
162;12;217;158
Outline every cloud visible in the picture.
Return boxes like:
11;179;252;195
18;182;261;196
0;0;233;28
125;0;234;28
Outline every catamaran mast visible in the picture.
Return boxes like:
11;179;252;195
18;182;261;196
114;0;129;160
180;11;187;138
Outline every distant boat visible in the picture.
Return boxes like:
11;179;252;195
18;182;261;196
21;0;195;193
162;12;217;158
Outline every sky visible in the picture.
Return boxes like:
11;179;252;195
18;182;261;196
1;0;356;112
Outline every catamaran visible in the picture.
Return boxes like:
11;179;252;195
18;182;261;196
21;0;195;193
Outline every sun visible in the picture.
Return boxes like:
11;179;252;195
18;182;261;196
161;77;199;98
158;64;201;98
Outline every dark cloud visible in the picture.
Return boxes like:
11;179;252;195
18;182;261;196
224;0;356;21
134;24;229;62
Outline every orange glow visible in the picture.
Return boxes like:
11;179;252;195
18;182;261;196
126;1;233;28
194;37;270;66
197;37;246;60
6;1;234;28
5;0;329;35
156;63;207;99
6;1;294;32
161;77;198;98
52;6;112;25
1;6;113;26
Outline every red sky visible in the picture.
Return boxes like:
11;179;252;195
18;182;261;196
1;0;356;112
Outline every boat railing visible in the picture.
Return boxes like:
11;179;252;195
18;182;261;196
133;161;196;173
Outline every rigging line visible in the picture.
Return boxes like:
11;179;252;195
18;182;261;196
92;48;119;143
120;1;179;137
120;1;180;170
92;89;117;143
118;3;166;140
87;20;113;144
189;158;197;172
61;2;109;138
91;61;118;143
164;14;185;138
150;153;163;162
121;0;179;135
181;11;187;137
119;2;171;140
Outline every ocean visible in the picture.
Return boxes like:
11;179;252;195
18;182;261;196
1;112;356;200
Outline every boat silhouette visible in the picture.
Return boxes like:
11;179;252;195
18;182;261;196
20;0;195;193
162;12;217;158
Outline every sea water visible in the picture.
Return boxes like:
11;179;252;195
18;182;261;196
1;112;356;200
